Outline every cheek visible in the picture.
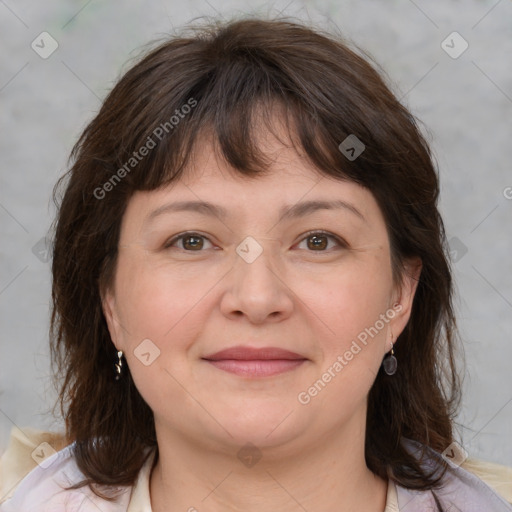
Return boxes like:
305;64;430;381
112;259;211;411
297;265;392;414
300;253;393;350
112;255;224;373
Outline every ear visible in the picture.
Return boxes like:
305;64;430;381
101;286;124;351
389;256;422;340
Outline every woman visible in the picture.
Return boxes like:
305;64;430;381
1;16;511;512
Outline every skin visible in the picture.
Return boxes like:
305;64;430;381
103;121;422;512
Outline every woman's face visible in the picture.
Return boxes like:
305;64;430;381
103;127;420;455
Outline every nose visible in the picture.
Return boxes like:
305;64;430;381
219;236;294;324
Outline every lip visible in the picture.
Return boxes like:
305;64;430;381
203;346;305;361
202;345;307;377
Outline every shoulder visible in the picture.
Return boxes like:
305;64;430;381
395;438;512;511
461;456;512;503
0;427;131;511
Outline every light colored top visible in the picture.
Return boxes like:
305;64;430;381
0;426;511;511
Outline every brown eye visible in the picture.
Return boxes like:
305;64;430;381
182;235;204;250
165;232;213;251
297;231;345;252
307;234;328;250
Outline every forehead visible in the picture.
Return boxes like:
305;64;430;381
146;139;363;207
121;120;383;231
180;144;323;189
165;118;343;193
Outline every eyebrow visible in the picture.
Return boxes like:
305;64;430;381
145;199;366;226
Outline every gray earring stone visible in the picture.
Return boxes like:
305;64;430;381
383;353;397;375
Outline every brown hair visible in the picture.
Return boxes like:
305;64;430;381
50;15;462;500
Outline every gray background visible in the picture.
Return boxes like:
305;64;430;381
1;0;511;466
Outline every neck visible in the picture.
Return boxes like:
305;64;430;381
149;416;388;512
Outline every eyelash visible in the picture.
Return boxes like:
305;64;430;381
164;230;347;253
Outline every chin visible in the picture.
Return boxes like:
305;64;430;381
212;401;304;446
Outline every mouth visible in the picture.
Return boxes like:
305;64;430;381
201;346;308;377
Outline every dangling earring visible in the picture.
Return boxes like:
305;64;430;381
114;350;124;380
382;330;397;375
